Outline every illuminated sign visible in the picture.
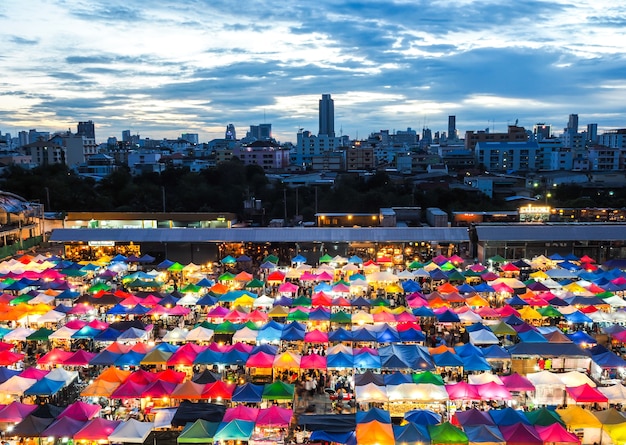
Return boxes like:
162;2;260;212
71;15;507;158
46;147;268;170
519;205;551;214
88;241;115;247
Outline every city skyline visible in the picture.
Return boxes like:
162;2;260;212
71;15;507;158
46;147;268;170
1;0;625;143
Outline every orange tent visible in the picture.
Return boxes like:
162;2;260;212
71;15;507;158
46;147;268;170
438;282;459;293
356;420;395;445
96;366;132;383
80;379;120;397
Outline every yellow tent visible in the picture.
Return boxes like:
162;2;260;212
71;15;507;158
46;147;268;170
557;406;602;429
530;270;549;280
518;306;543;320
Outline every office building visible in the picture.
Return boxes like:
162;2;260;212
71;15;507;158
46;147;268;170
447;116;457;141
77;120;95;139
225;124;236;140
319;94;335;137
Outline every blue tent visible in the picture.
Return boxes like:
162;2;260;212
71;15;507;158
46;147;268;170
402;280;422;292
351;296;371;307
464;424;505;444
24;377;65;396
314;283;332;292
413;306;435;317
251;344;278;355
280;325;306;341
0;366;20;383
375;326;400;343
405;410;441;425
474;283;495;293
481;345;511;360
71;325;103;339
489;407;530;425
399;328;425;342
220;349;249;366
433;351;464;368
506;295;529;306
379;344;434;370
563;311;593;324
356;407;391;424
194;349;224;365
353;352;381;369
106;304;128;315
383;372;412;385
329;328;353;342
310;430;356;445
351;327;378;342
93;328;121;342
214;419;254;441
393;422;431;445
273;295;293;306
460;353;492;372
436;309;460;323
291;254;307;264
455;343;484;357
518;330;548;343
89;350;121;365
196;294;218;306
593;351;626;369
309;308;330;321
327;352;354;369
231;383;264;403
567;331;597;345
114;350;146;367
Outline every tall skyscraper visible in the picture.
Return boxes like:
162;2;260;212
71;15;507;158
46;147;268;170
122;130;131;142
586;123;598;143
447;116;456;141
568;114;579;133
77;120;95;139
319;94;335;137
225;124;236;140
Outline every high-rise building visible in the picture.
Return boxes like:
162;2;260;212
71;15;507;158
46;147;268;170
122;130;131;142
567;114;579;133
448;116;456;141
247;124;272;141
225;124;236;140
319;94;335;137
181;133;199;144
533;123;551;141
77;120;95;139
586;123;598;143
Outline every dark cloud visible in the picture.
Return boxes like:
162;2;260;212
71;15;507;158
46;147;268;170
10;36;39;45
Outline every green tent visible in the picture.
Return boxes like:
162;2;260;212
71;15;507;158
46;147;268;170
490;321;517;336
440;262;456;271
286;309;309;321
168;262;185;272
177;419;219;444
214;321;239;334
292;296;312;307
408;260;424;270
180;283;201;293
524;407;564;426
597;291;615;299
462;269;482;278
413;371;445;385
26;328;54;341
428;422;468;445
319;254;333;263
218;272;235;281
126;279;161;289
88;282;111;292
330;311;352;324
489;255;506;263
245;279;265;289
60;269;87;277
446;270;465;281
10;294;34;305
370;297;390;307
263;254;279;264
262;380;295;400
537;305;563;318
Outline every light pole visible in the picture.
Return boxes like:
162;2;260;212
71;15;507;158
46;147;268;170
44;187;51;211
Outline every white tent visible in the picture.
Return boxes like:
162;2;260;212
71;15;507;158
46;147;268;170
49;326;79;340
527;370;566;406
108;419;154;443
116;327;148;342
559;370;596;388
469;329;499;345
185;326;214;342
162;327;188;342
36;310;66;324
468;373;504;386
253;295;275;308
355;382;388;403
3;327;35;341
0;376;36;397
232;327;259;343
599;383;626;404
152;407;177;429
387;383;448;402
459;311;484;324
47;368;79;387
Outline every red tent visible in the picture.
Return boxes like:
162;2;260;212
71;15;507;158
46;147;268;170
63;349;97;366
37;348;73;365
566;384;608;403
125;369;158;385
74;417;120;441
202;380;235;400
246;351;276;368
156;369;186;384
167;343;204;366
110;380;148;399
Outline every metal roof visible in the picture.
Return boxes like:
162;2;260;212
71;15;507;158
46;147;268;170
475;224;626;242
49;227;470;243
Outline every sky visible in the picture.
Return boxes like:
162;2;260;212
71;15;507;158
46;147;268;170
1;0;625;144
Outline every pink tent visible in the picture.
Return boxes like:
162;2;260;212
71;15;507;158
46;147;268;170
58;401;101;421
142;380;177;398
299;272;318;282
304;329;328;343
445;382;480;401
88;319;109;330
500;423;542;445
256;406;293;427
278;282;299;293
65;319;88;329
167;344;204;366
300;354;327;369
501;373;535;392
536;423;581;444
0;401;37;422
246;351;276;368
230;342;254;353
207;306;230;319
224;310;248;322
317;271;334;281
566;384;609;403
156;369;187;384
74;417;120;441
110;380;148;399
223;405;260;423
106;342;132;354
20;367;49;380
476;382;512;400
126;369;158;385
247;309;269;322
63;349;97;366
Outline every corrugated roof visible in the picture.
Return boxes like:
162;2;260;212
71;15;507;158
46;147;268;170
476;224;626;242
49;227;470;243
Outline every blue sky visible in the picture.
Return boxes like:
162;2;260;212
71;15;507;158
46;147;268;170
1;0;625;143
